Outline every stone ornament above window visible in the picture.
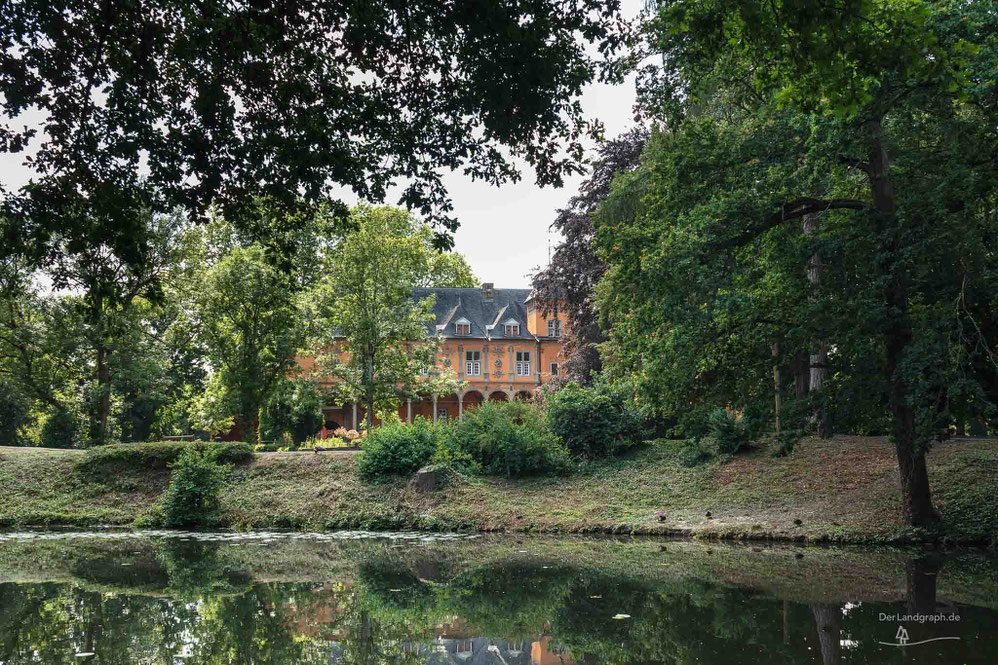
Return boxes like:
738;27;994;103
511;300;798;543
443;358;452;367
494;358;502;368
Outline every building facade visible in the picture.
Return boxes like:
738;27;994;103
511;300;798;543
311;283;566;430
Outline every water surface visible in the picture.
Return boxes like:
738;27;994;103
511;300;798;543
0;531;995;664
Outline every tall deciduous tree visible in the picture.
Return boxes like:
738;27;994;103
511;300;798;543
599;0;998;526
197;244;301;444
1;212;187;445
310;206;470;430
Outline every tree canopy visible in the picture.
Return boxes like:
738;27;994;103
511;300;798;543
1;0;627;266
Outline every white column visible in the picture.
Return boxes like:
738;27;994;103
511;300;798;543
432;395;438;423
407;399;412;423
352;402;358;429
459;393;464;419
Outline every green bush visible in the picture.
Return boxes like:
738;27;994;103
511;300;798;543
706;408;751;454
78;440;253;475
159;444;231;527
358;418;439;482
546;382;646;459
447;400;571;477
676;440;713;467
40;408;81;448
771;429;801;457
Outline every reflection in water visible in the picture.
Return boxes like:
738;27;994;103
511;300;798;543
0;534;994;664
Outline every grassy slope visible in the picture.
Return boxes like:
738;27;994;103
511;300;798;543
1;436;996;543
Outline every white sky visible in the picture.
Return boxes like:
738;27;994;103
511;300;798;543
0;0;643;289
446;69;639;288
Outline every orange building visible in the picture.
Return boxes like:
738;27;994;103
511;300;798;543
313;283;566;429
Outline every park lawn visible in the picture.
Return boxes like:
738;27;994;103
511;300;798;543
1;436;996;543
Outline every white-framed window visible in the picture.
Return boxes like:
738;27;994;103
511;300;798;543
504;322;519;336
454;318;471;335
547;318;562;337
465;350;481;376
515;351;532;376
550;362;559;376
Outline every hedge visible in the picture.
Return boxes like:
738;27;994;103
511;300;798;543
77;441;254;475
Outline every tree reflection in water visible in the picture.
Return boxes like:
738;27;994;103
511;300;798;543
0;537;994;665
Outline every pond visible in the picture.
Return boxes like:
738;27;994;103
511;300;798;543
0;531;995;664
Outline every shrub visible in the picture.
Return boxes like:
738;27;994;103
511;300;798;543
771;429;802;458
546;382;646;459
706;408;751;454
78;440;253;475
678;440;713;467
39;408;81;448
159;444;231;527
358;418;439;482
447;400;571;477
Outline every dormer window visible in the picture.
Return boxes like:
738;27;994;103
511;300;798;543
454;318;471;335
503;318;520;336
547;318;562;338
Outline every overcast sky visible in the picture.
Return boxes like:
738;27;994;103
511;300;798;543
0;0;643;289
446;72;640;289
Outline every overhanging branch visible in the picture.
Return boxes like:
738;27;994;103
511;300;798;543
715;197;866;250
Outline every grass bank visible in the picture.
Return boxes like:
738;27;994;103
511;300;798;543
1;436;996;544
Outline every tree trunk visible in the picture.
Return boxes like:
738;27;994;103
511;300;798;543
365;343;375;431
90;279;112;447
772;341;782;433
794;350;810;399
809;342;829;437
248;409;261;446
93;345;112;446
867;118;939;526
803;212;830;436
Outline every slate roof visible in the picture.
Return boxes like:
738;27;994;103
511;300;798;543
412;287;540;340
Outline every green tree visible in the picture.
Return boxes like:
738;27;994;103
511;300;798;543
311;206;463;430
0;253;86;425
423;252;480;288
599;0;998;525
197;244;301;444
46;210;186;445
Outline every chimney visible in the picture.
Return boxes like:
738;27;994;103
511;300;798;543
482;282;494;301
